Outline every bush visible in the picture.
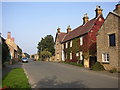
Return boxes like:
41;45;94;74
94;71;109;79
64;61;83;67
91;62;104;71
109;68;117;73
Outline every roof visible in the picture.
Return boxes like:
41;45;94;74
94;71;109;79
62;18;96;43
110;11;120;17
55;32;66;43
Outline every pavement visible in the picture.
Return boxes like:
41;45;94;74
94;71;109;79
23;59;119;88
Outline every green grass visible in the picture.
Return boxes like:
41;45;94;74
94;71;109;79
2;68;31;89
63;61;83;67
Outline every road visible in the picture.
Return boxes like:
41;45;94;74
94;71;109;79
23;59;119;88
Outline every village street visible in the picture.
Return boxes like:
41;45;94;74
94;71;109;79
22;59;118;88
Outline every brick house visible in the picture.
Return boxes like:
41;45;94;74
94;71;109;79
97;3;120;71
55;27;66;62
55;6;104;68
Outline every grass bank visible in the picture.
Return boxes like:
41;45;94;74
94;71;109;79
2;68;31;89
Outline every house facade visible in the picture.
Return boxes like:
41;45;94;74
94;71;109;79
55;6;104;68
97;3;120;71
55;27;66;62
5;32;18;60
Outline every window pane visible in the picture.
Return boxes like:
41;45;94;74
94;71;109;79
109;34;116;46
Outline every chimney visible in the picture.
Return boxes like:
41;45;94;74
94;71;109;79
95;5;103;18
7;32;11;39
57;27;61;33
113;2;120;14
83;13;89;24
67;25;71;33
11;37;15;42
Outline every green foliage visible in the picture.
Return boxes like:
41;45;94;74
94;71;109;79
17;46;22;59
24;53;30;58
64;61;83;67
91;62;104;71
37;35;55;55
1;37;10;64
72;38;79;54
2;68;31;88
41;50;52;60
109;68;117;73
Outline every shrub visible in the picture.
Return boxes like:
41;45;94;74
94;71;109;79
109;68;117;73
91;62;104;71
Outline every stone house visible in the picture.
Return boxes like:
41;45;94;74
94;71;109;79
5;32;18;60
55;6;104;68
55;28;66;62
97;3;120;71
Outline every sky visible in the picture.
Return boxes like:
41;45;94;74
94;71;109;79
1;2;118;55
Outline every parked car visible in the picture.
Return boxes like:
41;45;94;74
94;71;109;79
22;58;28;63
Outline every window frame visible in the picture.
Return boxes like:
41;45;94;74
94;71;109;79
109;33;116;47
102;53;109;63
80;37;83;45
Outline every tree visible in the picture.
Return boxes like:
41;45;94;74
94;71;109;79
17;46;22;60
41;50;52;61
37;35;55;55
24;53;30;58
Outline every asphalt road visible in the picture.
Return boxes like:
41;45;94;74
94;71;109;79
23;59;119;88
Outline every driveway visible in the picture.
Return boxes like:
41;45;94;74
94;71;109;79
23;60;119;88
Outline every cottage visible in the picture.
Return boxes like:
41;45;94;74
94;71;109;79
5;32;18;59
55;27;66;62
55;6;104;68
97;3;120;71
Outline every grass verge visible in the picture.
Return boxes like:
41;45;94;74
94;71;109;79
2;68;31;89
62;61;83;67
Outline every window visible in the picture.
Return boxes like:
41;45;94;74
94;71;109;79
62;44;64;49
66;42;68;48
80;37;83;45
109;34;116;46
102;53;109;63
70;53;72;59
66;53;67;59
80;51;83;60
70;41;72;47
76;53;79;56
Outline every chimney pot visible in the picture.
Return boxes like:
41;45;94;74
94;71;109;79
83;13;89;24
95;5;103;18
113;2;120;14
57;27;61;33
7;32;11;39
67;25;71;33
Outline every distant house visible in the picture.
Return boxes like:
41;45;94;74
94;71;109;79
55;6;104;68
97;3;120;71
5;32;18;60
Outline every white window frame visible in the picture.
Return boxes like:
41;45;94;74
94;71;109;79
66;42;68;48
102;53;109;63
70;41;72;47
80;37;83;45
80;51;83;60
70;52;72;59
76;52;79;57
62;44;64;49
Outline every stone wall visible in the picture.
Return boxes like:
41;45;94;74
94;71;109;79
97;13;119;71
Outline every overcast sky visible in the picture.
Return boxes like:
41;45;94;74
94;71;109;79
1;2;118;55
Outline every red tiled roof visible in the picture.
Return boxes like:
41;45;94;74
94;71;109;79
62;18;96;42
